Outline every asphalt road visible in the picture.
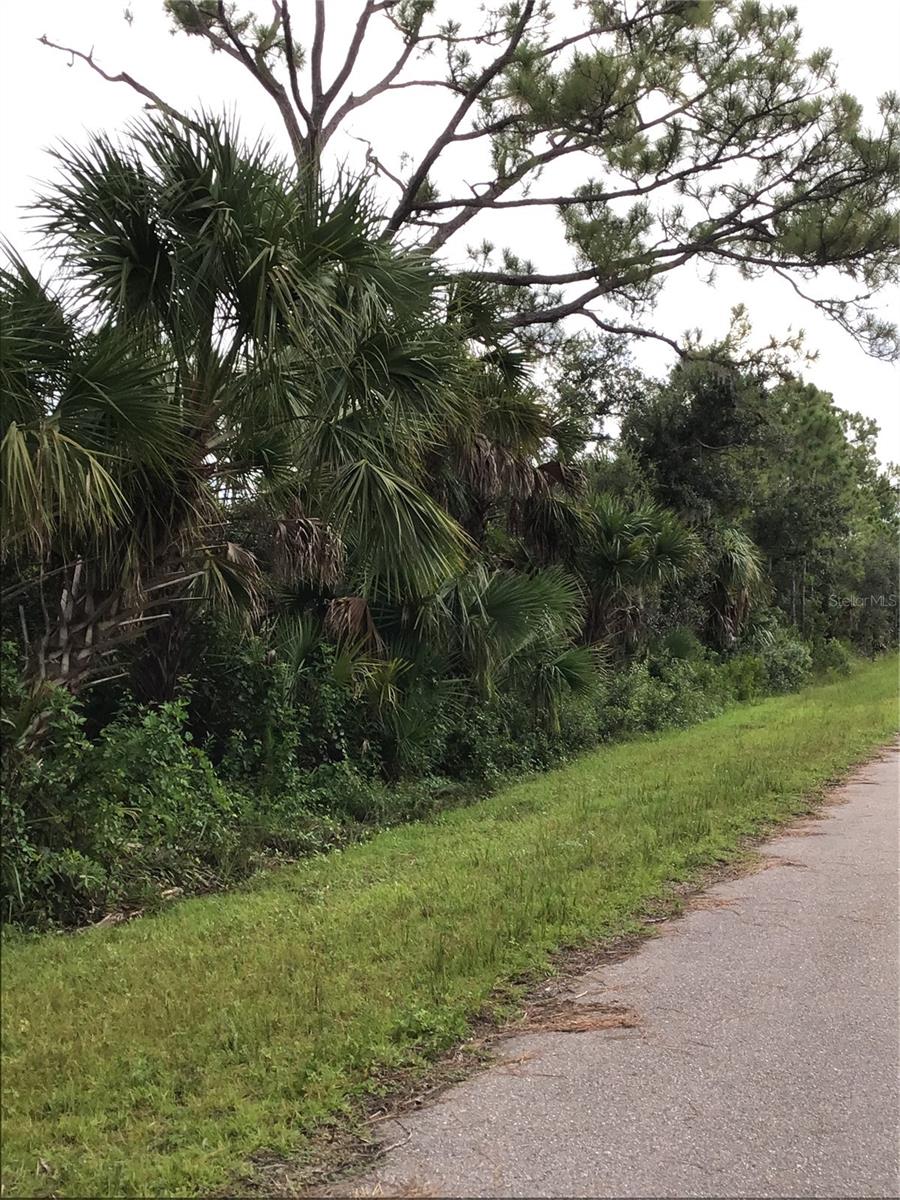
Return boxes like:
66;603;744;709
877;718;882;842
355;745;900;1199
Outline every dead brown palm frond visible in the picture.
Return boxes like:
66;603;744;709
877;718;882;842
456;435;541;504
456;433;501;500
325;595;382;648
273;515;345;587
498;449;542;501
536;459;585;495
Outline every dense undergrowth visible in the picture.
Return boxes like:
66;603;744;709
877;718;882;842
1;626;850;927
2;658;896;1198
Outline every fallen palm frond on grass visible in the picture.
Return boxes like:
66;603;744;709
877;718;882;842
2;658;897;1198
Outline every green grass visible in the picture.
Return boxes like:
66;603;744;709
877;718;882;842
2;659;897;1197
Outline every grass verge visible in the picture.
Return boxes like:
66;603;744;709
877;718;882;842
2;658;897;1197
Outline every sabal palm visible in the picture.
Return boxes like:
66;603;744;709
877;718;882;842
581;494;699;644
376;564;597;711
707;526;767;647
1;254;183;564
0;256;222;693
3;114;471;691
431;330;554;542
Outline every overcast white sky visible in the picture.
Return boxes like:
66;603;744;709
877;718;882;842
1;0;898;460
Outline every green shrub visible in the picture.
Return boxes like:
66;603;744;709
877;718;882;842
810;637;854;677
437;687;597;783
374;681;458;780
441;694;534;781
598;653;725;737
599;661;672;734
303;761;388;821
758;630;813;693
184;623;307;792
0;678;371;928
2;651;98;925
658;626;705;661
84;700;247;888
1;685;249;926
720;652;767;701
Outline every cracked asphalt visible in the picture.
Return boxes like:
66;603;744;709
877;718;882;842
353;745;900;1199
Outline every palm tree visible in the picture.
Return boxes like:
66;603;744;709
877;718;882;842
3;114;473;698
376;564;601;750
1;253;221;695
426;287;557;546
580;495;699;647
706;526;768;648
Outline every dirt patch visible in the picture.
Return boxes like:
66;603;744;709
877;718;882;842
511;999;639;1035
756;855;808;871
686;894;740;911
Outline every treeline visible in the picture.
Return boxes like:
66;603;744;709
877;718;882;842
2;117;897;927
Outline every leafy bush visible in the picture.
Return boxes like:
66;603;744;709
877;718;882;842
1;635;356;927
2;685;97;926
658;627;705;661
0;649;479;926
182;623;306;791
373;680;460;780
758;629;813;693
1;683;247;926
239;790;350;858
441;694;535;782
598;653;726;737
720;652;767;701
810;637;854;677
84;700;247;887
598;660;673;735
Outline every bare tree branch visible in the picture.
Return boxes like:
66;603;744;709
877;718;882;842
214;1;308;162
310;0;326;114
321;2;378;109
347;133;405;190
320;23;422;146
427;135;585;251
277;2;313;130
502;283;607;327
384;0;538;234
582;312;687;356
38;36;201;132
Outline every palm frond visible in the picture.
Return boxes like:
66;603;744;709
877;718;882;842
326;459;470;599
273;515;345;587
272;612;324;675
325;594;380;645
526;642;604;732
1;420;129;558
188;542;265;621
716;526;766;593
